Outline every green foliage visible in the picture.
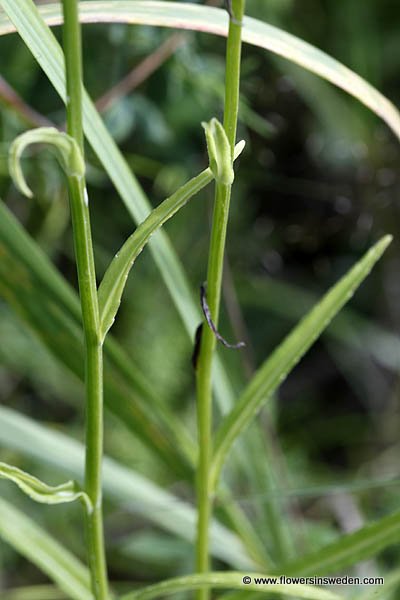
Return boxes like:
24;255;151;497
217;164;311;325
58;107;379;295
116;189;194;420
0;462;90;509
9;127;85;198
119;572;341;600
0;498;91;600
0;0;398;598
202;118;234;185
210;235;392;491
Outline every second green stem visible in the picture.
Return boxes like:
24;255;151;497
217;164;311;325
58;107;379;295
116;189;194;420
195;1;245;599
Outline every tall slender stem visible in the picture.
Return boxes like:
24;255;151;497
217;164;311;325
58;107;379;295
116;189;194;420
62;1;109;598
195;1;245;598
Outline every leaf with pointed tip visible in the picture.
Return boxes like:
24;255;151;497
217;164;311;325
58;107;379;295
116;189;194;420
210;236;392;490
0;497;91;600
0;462;91;511
118;572;341;600
98;140;245;340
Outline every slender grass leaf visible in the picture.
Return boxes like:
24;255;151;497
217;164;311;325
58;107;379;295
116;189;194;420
0;462;91;510
282;508;400;577
0;198;195;475
211;236;392;490
0;405;256;570
0;497;91;600
2;585;67;600
98;141;244;340
118;572;341;600
1;2;399;142
238;275;400;372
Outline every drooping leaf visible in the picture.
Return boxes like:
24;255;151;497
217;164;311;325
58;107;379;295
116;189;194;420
9;127;85;198
98;140;245;340
0;497;91;600
118;572;341;600
210;236;392;490
0;462;91;510
0;405;256;570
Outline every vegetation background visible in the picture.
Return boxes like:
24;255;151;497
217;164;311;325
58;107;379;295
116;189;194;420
0;0;399;596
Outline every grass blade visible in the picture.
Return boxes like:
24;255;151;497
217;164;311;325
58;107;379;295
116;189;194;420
1;2;399;141
210;236;392;490
282;508;400;576
0;405;255;570
0;497;91;600
118;572;341;600
2;586;67;600
238;275;400;373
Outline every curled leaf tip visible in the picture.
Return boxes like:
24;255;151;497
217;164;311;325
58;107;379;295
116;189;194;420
0;461;92;512
202;118;234;185
8;126;85;199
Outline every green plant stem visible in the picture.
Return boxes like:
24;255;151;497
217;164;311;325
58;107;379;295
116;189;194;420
62;1;109;598
195;1;245;598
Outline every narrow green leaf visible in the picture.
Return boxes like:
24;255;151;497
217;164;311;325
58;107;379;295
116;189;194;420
211;236;392;490
1;585;67;600
238;274;400;372
202;118;234;185
98;140;244;340
282;508;400;577
1;2;399;141
9;127;85;198
0;462;91;510
0;405;256;570
0;497;91;600
118;572;341;600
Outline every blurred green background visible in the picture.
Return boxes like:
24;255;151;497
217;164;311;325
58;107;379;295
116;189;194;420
0;0;400;596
